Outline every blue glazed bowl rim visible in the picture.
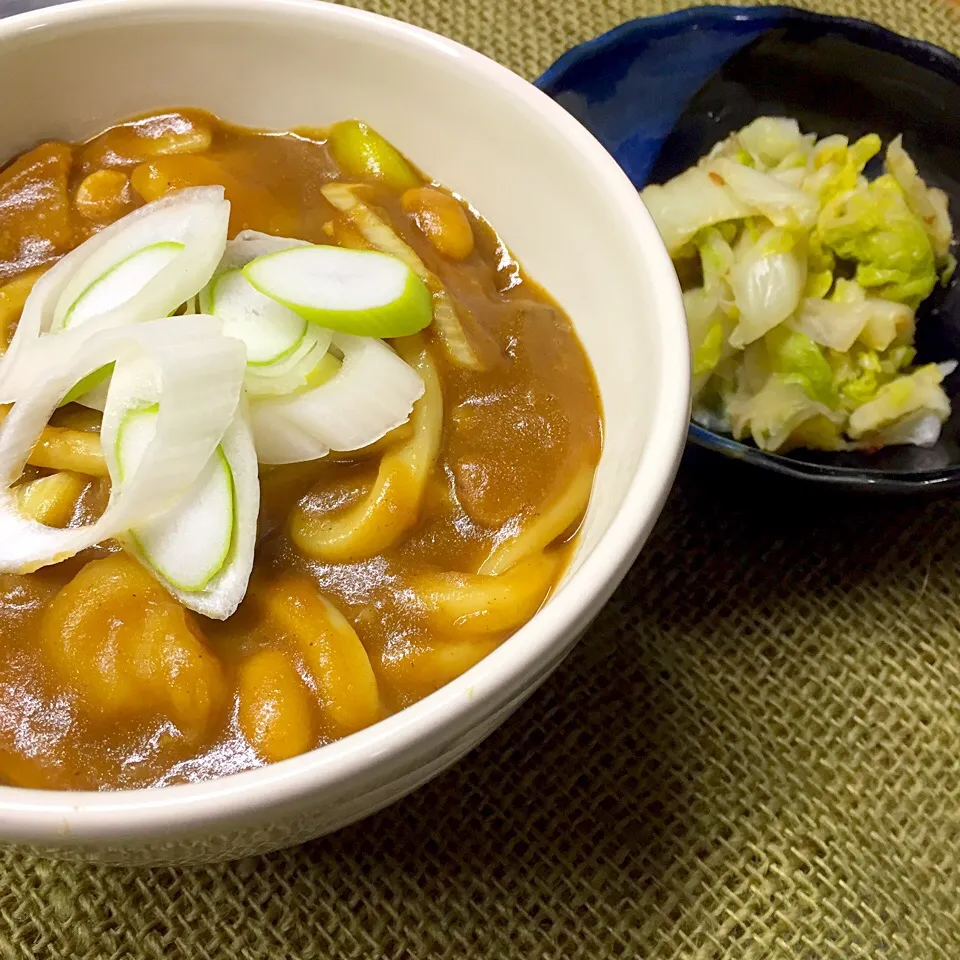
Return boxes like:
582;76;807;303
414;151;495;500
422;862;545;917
537;5;960;94
536;5;960;493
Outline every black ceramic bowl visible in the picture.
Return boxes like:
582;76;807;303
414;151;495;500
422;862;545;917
537;6;960;492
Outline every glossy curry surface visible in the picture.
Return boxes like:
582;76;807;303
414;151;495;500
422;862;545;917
0;109;601;790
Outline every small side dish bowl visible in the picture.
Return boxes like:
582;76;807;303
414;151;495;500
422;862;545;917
538;5;960;493
0;0;688;862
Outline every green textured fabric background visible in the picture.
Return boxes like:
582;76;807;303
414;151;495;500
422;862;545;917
6;0;960;956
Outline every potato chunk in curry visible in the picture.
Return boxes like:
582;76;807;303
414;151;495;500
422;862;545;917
41;555;227;742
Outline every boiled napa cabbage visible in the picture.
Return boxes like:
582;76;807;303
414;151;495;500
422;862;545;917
737;117;804;169
728;375;844;452
790;295;913;353
885;136;952;260
640;168;751;254
704;157;819;230
764;326;835;406
817;174;937;307
642;118;956;454
847;363;952;439
728;227;806;347
803;134;880;207
684;287;734;396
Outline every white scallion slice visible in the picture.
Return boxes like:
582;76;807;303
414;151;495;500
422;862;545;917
301;351;342;389
199;230;334;395
110;401;259;619
209;268;310;366
249;333;424;463
0;316;245;582
116;405;235;591
58;363;113;408
243;245;432;338
99;317;257;618
200;229;311;310
179;405;259;619
219;229;312;272
51;187;229;333
61;241;185;330
242;325;333;399
0;186;229;403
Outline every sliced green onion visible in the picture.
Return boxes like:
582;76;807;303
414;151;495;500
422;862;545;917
0;317;246;590
200;230;336;397
50;186;228;336
326;120;420;192
210;268;308;366
320;182;483;369
61;241;185;330
58;362;113;408
116;404;235;591
243;245;432;338
242;325;333;398
0;186;229;405
98;321;259;618
248;333;423;463
303;351;342;389
219;229;312;272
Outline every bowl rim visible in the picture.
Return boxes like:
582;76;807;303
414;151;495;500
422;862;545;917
0;0;690;842
537;4;960;96
536;4;960;493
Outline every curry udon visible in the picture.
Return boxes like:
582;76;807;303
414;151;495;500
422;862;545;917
0;109;601;790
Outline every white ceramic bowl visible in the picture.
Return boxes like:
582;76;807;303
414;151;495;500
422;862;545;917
0;0;688;864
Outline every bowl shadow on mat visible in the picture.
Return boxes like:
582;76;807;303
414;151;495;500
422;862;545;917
289;467;956;952
23;459;956;955
538;5;960;491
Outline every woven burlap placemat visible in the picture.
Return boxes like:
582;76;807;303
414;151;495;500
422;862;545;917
4;0;960;956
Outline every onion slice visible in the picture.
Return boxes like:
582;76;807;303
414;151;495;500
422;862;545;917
0;316;245;576
249;333;424;464
0;187;230;402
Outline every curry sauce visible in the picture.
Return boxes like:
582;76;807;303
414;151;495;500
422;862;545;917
0;109;602;790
